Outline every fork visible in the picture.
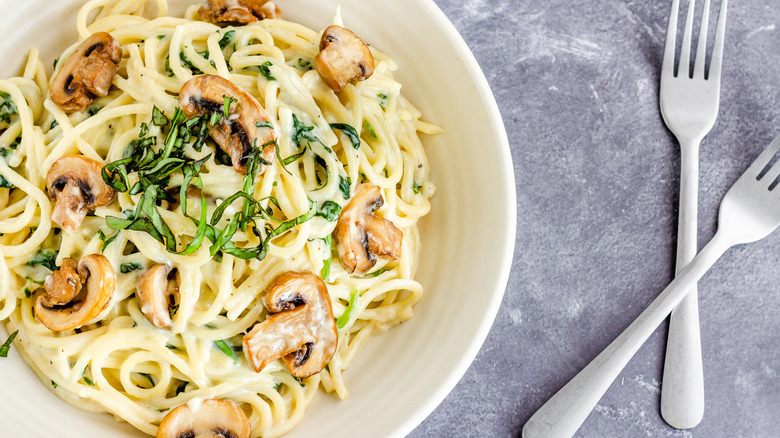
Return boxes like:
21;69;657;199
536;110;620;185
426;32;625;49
522;133;780;438
659;0;727;429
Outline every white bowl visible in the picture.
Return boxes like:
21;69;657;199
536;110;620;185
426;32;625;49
0;1;515;436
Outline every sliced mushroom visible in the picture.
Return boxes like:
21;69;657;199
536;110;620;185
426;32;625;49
50;32;122;113
157;398;250;438
36;254;116;331
199;0;283;26
179;75;275;175
46;155;116;233
335;184;402;274
315;25;374;92
137;264;179;330
242;271;338;378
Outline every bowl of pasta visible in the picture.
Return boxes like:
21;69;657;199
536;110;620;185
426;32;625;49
0;0;514;437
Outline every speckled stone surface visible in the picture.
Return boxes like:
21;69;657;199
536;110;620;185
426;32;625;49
411;1;780;437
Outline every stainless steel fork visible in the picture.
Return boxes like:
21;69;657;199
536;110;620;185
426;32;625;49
659;0;727;429
523;134;780;438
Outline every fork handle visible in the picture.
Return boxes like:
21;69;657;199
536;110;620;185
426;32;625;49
522;232;731;438
662;140;705;428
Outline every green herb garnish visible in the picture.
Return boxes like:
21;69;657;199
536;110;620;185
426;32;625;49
26;249;58;271
317;200;341;222
214;340;239;364
120;262;144;273
0;330;18;357
259;61;276;81
218;30;235;49
0;91;18;124
337;291;359;329
330;123;360;149
338;175;351;200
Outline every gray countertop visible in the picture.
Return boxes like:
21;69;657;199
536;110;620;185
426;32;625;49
411;0;780;437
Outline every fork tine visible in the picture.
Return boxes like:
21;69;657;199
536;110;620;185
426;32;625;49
679;0;697;77
662;0;680;76
745;135;780;178
708;0;728;80
692;0;711;78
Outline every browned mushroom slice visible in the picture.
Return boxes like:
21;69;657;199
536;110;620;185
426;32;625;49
199;0;283;26
50;32;122;113
315;25;374;92
38;258;81;307
36;254;116;331
179;75;275;175
242;271;338;378
335;184;402;274
157;399;250;438
137;264;179;330
46;155;116;233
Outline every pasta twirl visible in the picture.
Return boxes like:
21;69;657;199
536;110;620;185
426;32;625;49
0;0;440;436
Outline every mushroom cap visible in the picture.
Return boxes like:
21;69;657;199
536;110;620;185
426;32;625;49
179;75;275;175
46;155;116;233
137;264;179;330
50;32;122;113
199;0;283;25
334;184;403;274
36;254;116;331
242;271;338;378
157;398;250;438
315;25;374;92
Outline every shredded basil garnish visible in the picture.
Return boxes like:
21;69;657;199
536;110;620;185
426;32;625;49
26;249;58;271
377;93;388;109
151;106;168;126
0;330;18;357
338;175;351;200
330;123;360;149
82;367;96;387
218;30;235;50
320;235;332;281
364;267;390;278
0;91;18;124
214;340;239;364
363;120;377;138
317;200;341;222
120;262;144;273
0;174;13;189
336;291;359;329
259;60;276;81
297;58;312;70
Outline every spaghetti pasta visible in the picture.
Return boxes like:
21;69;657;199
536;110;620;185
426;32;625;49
0;0;439;436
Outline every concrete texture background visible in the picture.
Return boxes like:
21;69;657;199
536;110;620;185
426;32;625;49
410;0;780;437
